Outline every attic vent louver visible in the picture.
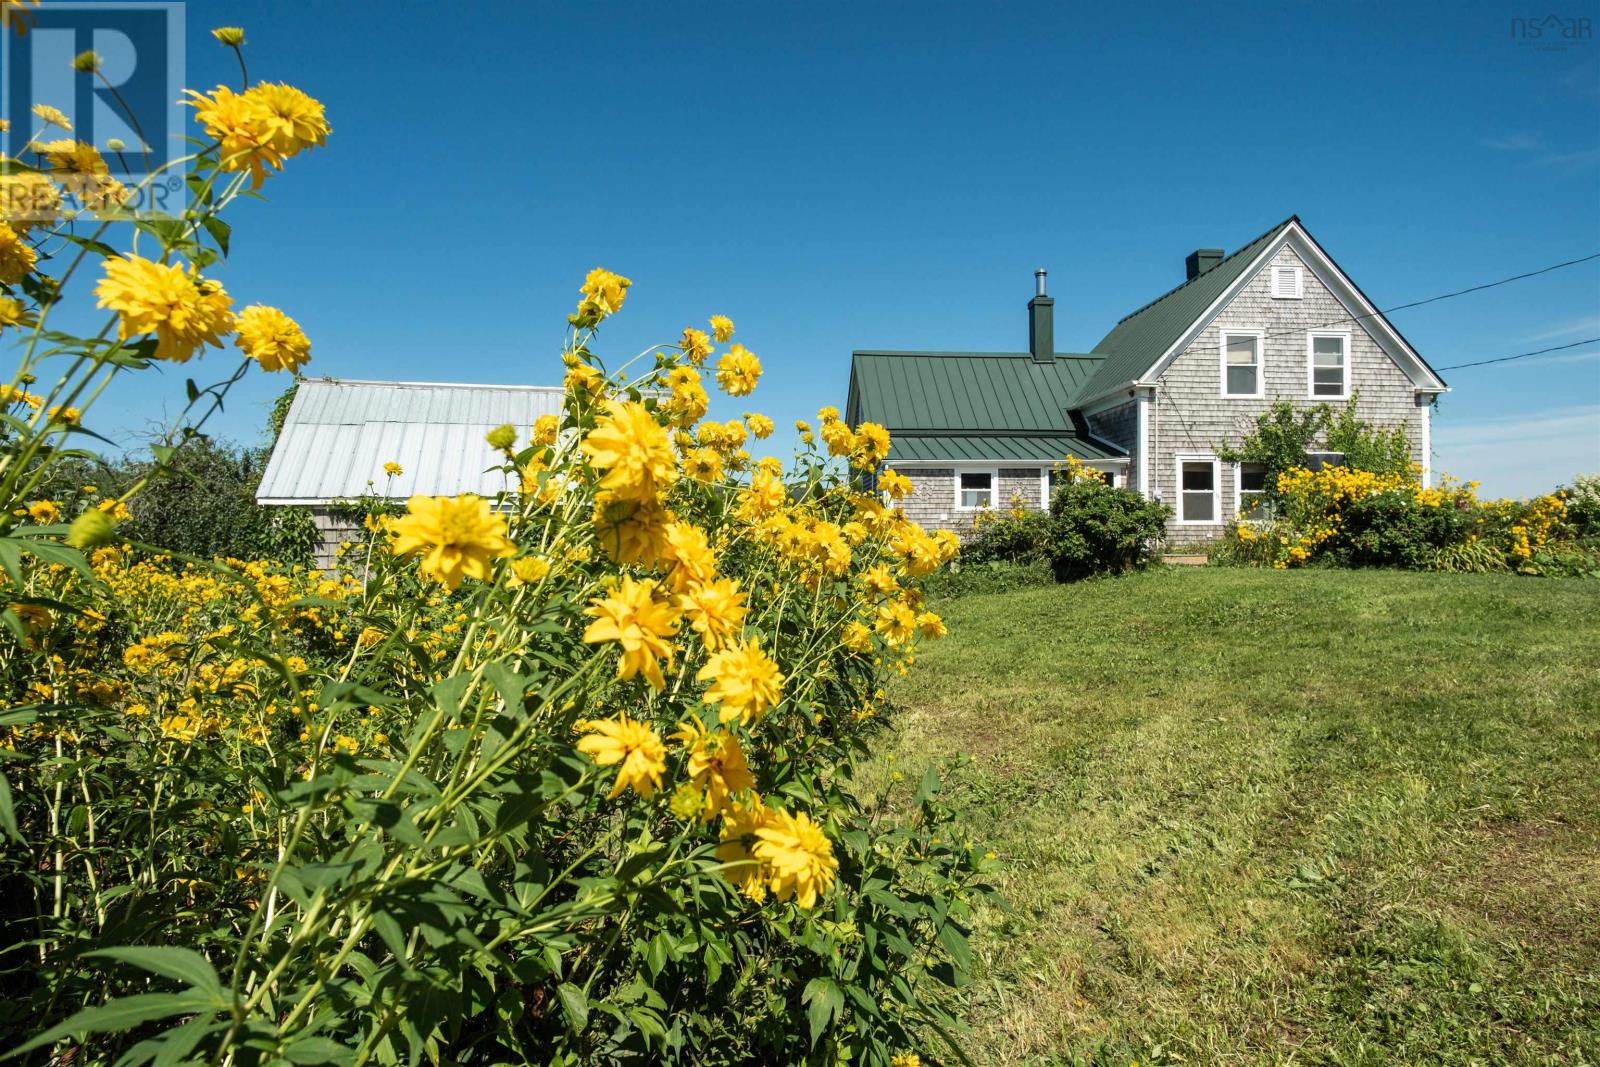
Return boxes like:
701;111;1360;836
1028;268;1054;363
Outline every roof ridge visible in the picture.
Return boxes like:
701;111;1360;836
851;350;1103;360
1106;215;1298;329
304;376;564;392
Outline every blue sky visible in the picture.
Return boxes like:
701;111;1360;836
44;0;1600;494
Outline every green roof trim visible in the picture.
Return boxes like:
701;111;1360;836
1078;216;1296;403
888;433;1124;464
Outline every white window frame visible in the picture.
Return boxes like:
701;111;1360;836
954;467;999;511
1271;264;1303;299
1306;330;1351;400
1219;328;1265;399
1040;464;1117;505
1175;454;1221;525
1235;461;1271;521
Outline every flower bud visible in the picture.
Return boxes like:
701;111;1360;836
105;137;126;152
72;51;101;73
211;26;246;46
66;508;114;549
485;424;517;451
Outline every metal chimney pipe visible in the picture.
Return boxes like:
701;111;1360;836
1035;268;1048;297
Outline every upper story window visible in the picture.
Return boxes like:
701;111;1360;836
1309;332;1349;399
1271;264;1302;299
1221;330;1263;398
957;470;996;510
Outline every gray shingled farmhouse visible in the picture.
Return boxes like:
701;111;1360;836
844;216;1449;539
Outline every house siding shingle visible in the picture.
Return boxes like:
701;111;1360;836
897;466;1050;538
1148;246;1425;539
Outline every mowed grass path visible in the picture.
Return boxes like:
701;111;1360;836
872;568;1600;1066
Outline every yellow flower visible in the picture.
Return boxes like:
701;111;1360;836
753;807;838;908
580;399;678;503
582;575;681;690
94;255;235;363
745;412;774;439
25;499;60;524
532;413;560;446
388;494;515;590
683;447;724;483
245;81;331;157
382;461;403;477
716;799;772;901
677;577;748;650
508;555;551;586
680;326;714;366
853;422;891;468
875;600;917;646
709;314;734;343
891;1055;922;1067
0;295;28;330
576;713;667;799
31;103;70;130
698;637;784;725
671;714;755;819
879;469;912;500
916;611;948;639
0;221;38;284
715;344;762;397
841;620;872;652
662;521;718;590
211;26;245;46
572;267;631;323
332;734;359;755
592;493;672;568
234;304;310;372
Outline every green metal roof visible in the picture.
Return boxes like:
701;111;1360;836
1077;216;1296;402
888;433;1123;463
847;351;1104;430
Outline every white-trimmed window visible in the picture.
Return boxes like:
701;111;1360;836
956;469;997;510
1271;264;1303;299
1221;330;1263;398
1237;462;1270;520
1308;332;1349;399
1177;456;1220;524
1043;465;1115;502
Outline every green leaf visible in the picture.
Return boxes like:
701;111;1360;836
9;991;220;1058
936;922;972;974
87;946;225;997
802;977;843;1046
281;1037;354;1065
201;214;231;256
556;982;588;1031
0;771;17;842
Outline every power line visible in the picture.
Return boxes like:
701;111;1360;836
1260;250;1600;342
1436;337;1599;371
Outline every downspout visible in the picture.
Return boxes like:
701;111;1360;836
1418;393;1433;488
1136;389;1152;498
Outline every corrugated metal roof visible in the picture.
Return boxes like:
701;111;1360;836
888;433;1124;463
848;352;1104;429
256;378;563;504
1078;217;1295;401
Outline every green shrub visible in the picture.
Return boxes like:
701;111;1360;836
1560;474;1600;537
1337;491;1477;568
1219;397;1413;506
961;509;1052;566
1045;476;1170;582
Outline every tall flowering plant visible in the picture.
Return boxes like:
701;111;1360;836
0;31;990;1067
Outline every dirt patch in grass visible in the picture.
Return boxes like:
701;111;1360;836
1461;818;1600;962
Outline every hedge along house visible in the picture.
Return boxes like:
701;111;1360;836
256;378;563;567
845;216;1448;539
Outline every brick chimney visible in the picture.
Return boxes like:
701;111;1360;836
1028;268;1054;363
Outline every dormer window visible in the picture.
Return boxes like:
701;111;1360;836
1271;264;1302;299
1221;330;1263;398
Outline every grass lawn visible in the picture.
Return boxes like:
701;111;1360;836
871;567;1600;1066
